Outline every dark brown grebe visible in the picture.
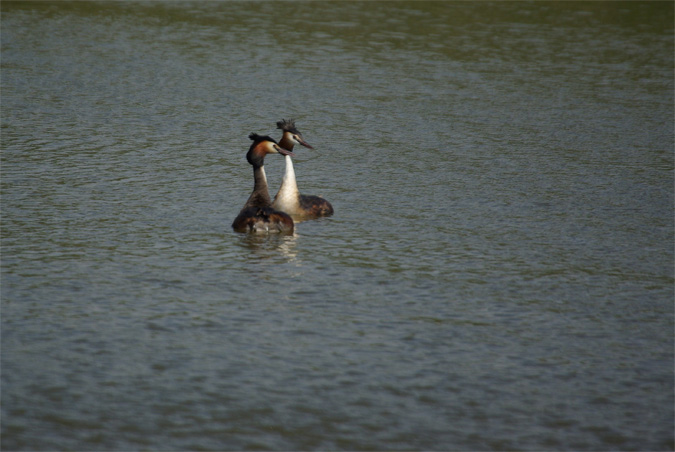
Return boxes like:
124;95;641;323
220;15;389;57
272;119;334;220
232;133;295;234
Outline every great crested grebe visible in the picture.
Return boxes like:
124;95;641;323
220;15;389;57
272;119;334;220
232;133;296;234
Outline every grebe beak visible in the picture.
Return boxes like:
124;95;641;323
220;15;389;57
274;144;295;157
297;136;314;150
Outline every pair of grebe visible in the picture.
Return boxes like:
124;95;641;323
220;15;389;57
231;120;333;234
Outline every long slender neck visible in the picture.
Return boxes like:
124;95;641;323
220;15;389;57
281;155;297;187
274;132;300;206
245;164;272;207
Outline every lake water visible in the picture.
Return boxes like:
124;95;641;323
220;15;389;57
2;2;673;450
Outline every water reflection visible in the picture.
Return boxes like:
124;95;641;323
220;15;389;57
236;232;300;263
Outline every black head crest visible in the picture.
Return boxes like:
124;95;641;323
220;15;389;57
249;133;277;144
276;118;300;134
247;133;279;167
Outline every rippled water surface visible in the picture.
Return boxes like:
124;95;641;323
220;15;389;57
2;2;673;450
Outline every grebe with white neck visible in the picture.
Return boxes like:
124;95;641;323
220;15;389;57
272;119;334;220
232;133;295;234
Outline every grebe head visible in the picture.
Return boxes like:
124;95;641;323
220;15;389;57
247;133;295;167
276;118;314;149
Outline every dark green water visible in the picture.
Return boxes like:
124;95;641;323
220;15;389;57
2;2;673;450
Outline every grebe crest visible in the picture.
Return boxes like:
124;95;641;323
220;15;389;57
277;119;314;150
